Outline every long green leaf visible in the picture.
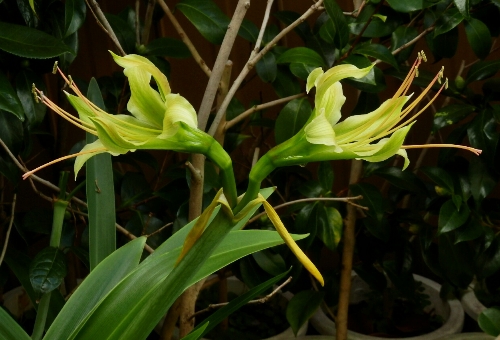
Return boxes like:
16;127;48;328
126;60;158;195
43;237;146;340
0;21;72;59
86;78;116;270
0;307;31;340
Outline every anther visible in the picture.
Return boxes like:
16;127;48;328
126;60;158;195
52;61;58;75
421;51;427;62
68;75;73;86
415;68;419;77
445;78;449;90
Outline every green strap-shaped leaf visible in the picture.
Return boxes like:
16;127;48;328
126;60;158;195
177;0;230;45
0;21;72;58
0;307;31;340
86;78;116;270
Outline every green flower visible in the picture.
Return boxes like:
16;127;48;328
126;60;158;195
26;53;237;205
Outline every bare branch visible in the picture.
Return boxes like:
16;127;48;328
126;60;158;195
86;0;126;56
0;194;16;266
252;0;275;59
142;0;156;44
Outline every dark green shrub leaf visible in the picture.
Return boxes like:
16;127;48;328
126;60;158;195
373;166;426;194
467;111;499;163
276;47;325;67
177;0;229;45
29;247;67;296
432;104;476;133
464;18;492;59
272;67;301;98
479;307;500;336
289;63;316;80
431;26;459;58
252;250;286;276
0;21;72;58
438;199;469;234
275;98;311;144
352;91;380;115
144;37;191;58
286;290;325;336
318;161;334;192
16;70;46;128
65;0;86;37
323;0;349;49
105;13;136;54
317;206;343;251
434;8;464;36
469;157;497;204
386;0;437;12
0;110;24;154
391;26;419;63
256;52;277;83
353;42;398;70
455;218;483;243
466;59;500;84
453;0;470;19
438;233;474;288
238;19;259;43
0;70;24;121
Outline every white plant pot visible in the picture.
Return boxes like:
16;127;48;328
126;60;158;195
460;287;486;322
310;274;464;340
435;333;495;340
2;286;33;319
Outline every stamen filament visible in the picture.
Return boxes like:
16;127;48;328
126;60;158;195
22;147;108;180
401;144;482;156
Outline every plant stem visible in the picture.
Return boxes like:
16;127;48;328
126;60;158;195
0;194;16;266
336;159;363;340
31;292;51;340
85;0;126;56
141;0;155;44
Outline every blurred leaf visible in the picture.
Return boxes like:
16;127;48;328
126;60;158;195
479;307;500;336
467;110;499;164
317;206;343;251
105;13;135;54
289;63;317;80
0;110;24;154
374;166;426;194
432;104;476;133
295;203;318;248
420;167;455;194
256;52;277;83
350;183;389;219
252;250;286;276
306;32;335;67
434;8;464;36
0;70;24;121
353;42;398;70
0;21;72;58
323;0;349;49
120;172;151;207
286;290;325;336
438;199;469;234
431;27;459;58
453;0;470;19
144;37;191;58
0;308;30;340
469;157;497;204
391;25;419;62
318;161;334;192
64;0;86;37
464;18;492;59
455;218;483;243
349;5;403;38
298;180;323;198
238;19;259;43
275;98;311;144
177;0;229;45
276;47;325;67
274;11;310;42
386;0;437;12
466;59;500;84
272;67;301;98
439;233;474;288
29;247;67;296
17;0;38;27
15;70;47;129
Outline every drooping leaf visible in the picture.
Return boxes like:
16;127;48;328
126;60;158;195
0;70;24;121
464;18;492;59
29;247;67;296
466;59;500;84
0;21;72;58
275;98;312;144
286;290;325;336
438;199;469;234
177;0;230;45
65;0;86;37
143;37;191;58
323;0;349;49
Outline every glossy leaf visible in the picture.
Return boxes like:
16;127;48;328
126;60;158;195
15;70;47;128
272;68;301;98
238;19;259;43
29;247;67;296
453;0;470;19
252;250;286;276
105;14;135;54
65;0;86;37
469;157;497;204
275;98;312;144
276;47;325;67
0;70;24;121
467;111;499;164
86;78;116;270
466;59;500;84
464;18;492;59
0;307;31;340
420;167;455;194
0;21;72;58
177;0;230;45
391;25;419;62
434;8;464;37
318;161;334;192
144;37;191;58
438;199;469;234
255;52;277;83
317;206;343;251
289;63;317;80
373;166;426;194
455;218;483;244
286;290;325;335
353;42;398;70
323;0;349;49
386;0;437;12
432;104;476;133
479;307;500;336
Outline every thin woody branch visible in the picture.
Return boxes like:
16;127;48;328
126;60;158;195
85;0;126;56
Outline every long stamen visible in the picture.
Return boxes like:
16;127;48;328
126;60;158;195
401;144;482;156
392;54;423;100
22;147;108;180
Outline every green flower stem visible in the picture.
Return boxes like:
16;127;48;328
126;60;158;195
50;200;69;248
31;292;51;340
206;140;237;208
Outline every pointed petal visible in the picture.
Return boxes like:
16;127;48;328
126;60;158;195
90;117;140;153
396;149;410;170
317;82;345;126
65;92;95;125
355;123;413;162
304;111;342;151
74;140;108;178
110;52;171;100
261;198;324;286
160;93;198;139
306;68;324;93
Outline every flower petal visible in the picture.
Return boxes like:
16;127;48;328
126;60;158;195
317;82;345;126
396;148;410;170
90;116;141;153
110;52;171;100
304;111;342;151
160;93;198;139
74;140;109;178
306;68;324;93
65;92;95;125
261;197;324;286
